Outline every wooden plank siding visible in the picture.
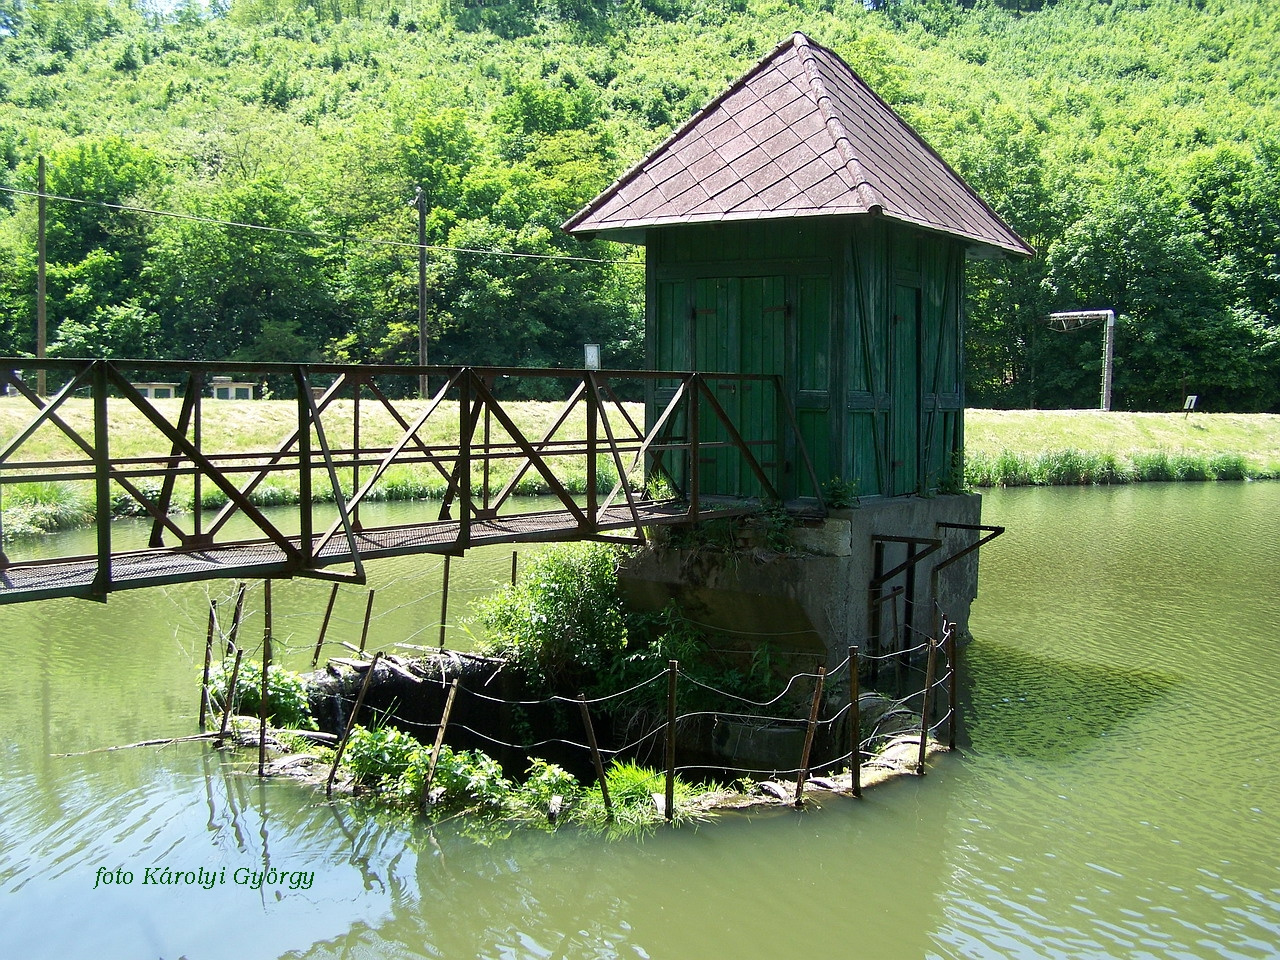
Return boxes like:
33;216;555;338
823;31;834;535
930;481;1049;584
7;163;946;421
648;218;968;501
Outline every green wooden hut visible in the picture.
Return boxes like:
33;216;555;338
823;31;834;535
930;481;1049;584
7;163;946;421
566;33;1033;500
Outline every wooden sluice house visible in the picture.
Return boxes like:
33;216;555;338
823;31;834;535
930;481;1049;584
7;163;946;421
566;33;1033;671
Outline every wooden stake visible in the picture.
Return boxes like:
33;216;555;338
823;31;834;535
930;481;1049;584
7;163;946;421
422;678;460;809
510;550;518;585
311;582;340;667
259;580;272;777
946;619;959;752
438;555;452;650
579;694;612;819
326;651;382;797
226;582;247;656
850;645;862;799
199;599;216;731
665;660;677;822
216;648;244;748
794;666;827;808
357;589;374;655
917;638;939;774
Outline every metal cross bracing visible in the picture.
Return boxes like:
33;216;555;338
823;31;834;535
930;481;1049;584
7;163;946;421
0;359;824;605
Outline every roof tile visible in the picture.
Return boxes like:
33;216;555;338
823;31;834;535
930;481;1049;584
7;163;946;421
564;32;1034;258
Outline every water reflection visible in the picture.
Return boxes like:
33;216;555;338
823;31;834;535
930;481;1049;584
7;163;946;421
1;483;1278;959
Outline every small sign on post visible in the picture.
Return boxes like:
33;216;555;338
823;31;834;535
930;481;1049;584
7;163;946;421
1183;395;1198;419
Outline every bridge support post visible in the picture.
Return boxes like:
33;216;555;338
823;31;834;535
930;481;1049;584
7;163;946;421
91;361;111;598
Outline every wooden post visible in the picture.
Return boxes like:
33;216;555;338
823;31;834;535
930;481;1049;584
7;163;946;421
578;694;612;819
326;651;382;797
36;155;46;399
917;639;939;774
794;666;826;808
259;580;272;777
422;678;460;808
311;582;340;667
510;550;518;585
357;589;374;655
438;555;451;650
226;582;246;656
199;599;217;731
216;648;244;749
665;659;677;821
946;618;959;752
850;645;862;799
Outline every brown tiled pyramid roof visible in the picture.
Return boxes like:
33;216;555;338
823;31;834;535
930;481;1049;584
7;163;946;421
564;32;1033;258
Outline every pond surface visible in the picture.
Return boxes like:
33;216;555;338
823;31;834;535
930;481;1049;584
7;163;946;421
1;484;1277;959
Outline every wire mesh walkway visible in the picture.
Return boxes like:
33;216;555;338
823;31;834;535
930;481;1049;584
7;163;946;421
1;358;824;604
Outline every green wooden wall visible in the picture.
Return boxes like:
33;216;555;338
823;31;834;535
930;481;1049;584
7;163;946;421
645;218;965;501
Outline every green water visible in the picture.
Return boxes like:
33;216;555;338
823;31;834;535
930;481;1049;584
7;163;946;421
1;485;1277;959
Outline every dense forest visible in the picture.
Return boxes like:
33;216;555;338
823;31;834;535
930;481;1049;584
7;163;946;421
0;0;1276;409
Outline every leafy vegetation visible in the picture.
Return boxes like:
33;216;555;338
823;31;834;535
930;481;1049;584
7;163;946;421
206;656;318;730
0;1;1275;409
341;728;706;830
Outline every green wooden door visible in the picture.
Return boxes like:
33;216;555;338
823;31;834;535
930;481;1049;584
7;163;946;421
792;274;832;499
737;276;786;495
694;277;738;496
890;283;921;496
688;276;788;498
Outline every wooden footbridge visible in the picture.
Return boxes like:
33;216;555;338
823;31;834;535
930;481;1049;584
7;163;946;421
0;359;823;605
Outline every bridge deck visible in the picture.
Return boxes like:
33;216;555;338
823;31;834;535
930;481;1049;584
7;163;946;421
0;499;754;605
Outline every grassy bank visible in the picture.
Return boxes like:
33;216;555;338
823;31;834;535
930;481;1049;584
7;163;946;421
0;396;642;539
3;401;1278;539
963;410;1280;487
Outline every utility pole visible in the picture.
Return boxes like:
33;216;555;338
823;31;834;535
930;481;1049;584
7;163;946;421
36;155;47;398
413;186;428;399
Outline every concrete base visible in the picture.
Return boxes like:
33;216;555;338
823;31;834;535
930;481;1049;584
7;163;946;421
619;494;985;678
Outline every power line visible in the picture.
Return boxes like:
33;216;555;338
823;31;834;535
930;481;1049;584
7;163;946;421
0;184;644;268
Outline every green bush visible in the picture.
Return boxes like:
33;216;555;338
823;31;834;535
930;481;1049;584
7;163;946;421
344;724;421;786
207;658;317;730
473;542;628;688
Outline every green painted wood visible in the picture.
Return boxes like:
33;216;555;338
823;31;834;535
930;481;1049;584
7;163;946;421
847;219;891;496
646;217;967;501
890;282;921;496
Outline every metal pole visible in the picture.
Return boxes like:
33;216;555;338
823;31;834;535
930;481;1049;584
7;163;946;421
850;645;862;799
357;589;375;655
917;639;939;774
259;580;272;777
665;660;678;822
438;555;451;651
415;186;428;399
199;600;217;731
36;155;46;399
311;582;340;667
1101;310;1115;412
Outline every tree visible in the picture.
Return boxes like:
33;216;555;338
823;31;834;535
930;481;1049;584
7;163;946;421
1043;176;1265;411
145;178;338;363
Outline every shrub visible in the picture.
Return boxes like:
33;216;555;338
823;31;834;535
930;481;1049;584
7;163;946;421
473;542;628;689
344;724;422;786
207;658;317;730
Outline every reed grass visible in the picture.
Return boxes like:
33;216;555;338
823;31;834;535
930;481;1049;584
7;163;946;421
963;448;1265;488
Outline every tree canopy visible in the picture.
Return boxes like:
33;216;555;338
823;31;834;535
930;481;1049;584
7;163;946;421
0;0;1276;409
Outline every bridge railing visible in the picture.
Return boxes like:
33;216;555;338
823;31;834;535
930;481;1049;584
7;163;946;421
1;359;823;591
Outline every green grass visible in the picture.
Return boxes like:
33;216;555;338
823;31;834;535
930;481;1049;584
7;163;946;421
963;410;1280;487
4;401;1279;539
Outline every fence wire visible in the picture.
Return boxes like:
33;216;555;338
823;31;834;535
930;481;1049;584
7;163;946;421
206;577;961;786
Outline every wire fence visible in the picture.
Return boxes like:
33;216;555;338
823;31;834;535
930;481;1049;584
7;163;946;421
200;575;961;816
